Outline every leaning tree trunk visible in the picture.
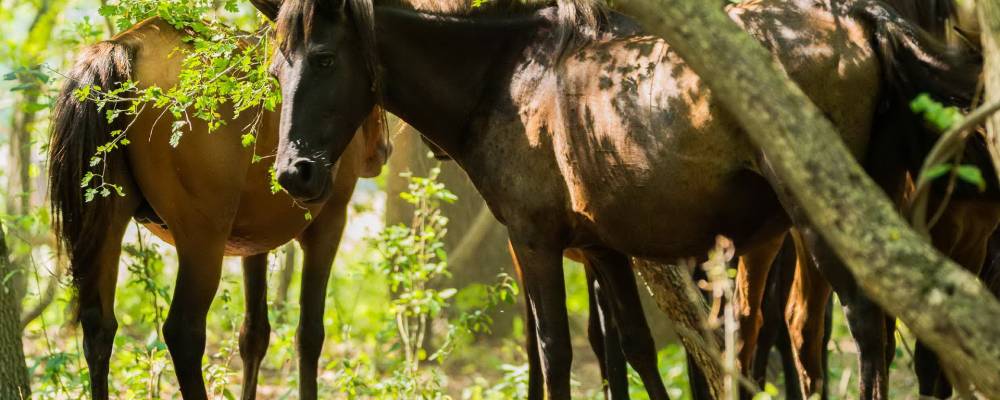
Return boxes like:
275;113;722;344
614;0;1000;396
633;259;727;398
0;225;30;399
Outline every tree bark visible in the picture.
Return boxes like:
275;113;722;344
981;0;1000;185
633;259;727;398
613;0;1000;395
0;225;30;399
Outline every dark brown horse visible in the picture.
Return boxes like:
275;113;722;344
739;1;994;398
514;247;669;399
47;17;388;400
257;0;977;398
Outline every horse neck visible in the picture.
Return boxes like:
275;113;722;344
374;6;549;158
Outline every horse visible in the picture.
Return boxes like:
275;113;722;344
736;1;996;397
744;234;823;400
47;17;389;400
514;247;670;399
256;0;979;398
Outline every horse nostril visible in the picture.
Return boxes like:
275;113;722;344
293;158;314;183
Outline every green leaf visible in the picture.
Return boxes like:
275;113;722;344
81;172;94;188
910;93;963;132
241;133;255;147
956;164;986;192
921;164;951;183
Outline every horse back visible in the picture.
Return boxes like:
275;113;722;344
729;0;881;158
478;0;883;258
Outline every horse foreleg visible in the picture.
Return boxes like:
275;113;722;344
508;241;544;400
162;236;226;400
295;206;347;400
239;253;271;400
78;199;136;400
510;237;572;400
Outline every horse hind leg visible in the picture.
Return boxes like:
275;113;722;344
751;236;801;399
784;231;832;400
726;233;785;400
798;227;888;400
77;192;140;400
239;253;271;400
584;263;629;400
586;249;670;400
162;230;228;399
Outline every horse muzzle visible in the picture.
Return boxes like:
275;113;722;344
276;157;333;204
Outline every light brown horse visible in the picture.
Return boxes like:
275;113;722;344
259;0;979;398
47;17;388;400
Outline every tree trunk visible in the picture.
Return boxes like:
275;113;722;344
633;259;727;398
385;125;516;338
274;243;297;311
613;0;1000;396
8;92;34;217
982;0;1000;185
0;225;30;399
5;0;69;337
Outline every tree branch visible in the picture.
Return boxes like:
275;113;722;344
614;0;1000;395
20;259;65;328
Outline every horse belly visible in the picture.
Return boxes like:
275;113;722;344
572;160;784;261
141;209;308;257
126;106;322;257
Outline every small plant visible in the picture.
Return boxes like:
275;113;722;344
370;166;457;397
910;93;986;191
354;167;518;398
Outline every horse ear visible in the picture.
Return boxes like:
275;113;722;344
357;107;392;178
250;0;281;21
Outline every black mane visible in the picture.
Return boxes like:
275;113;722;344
274;0;610;66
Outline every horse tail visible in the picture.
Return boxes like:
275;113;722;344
855;0;980;106
48;39;136;294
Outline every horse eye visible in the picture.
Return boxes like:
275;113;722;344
316;55;335;69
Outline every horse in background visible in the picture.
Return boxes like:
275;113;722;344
47;17;389;399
